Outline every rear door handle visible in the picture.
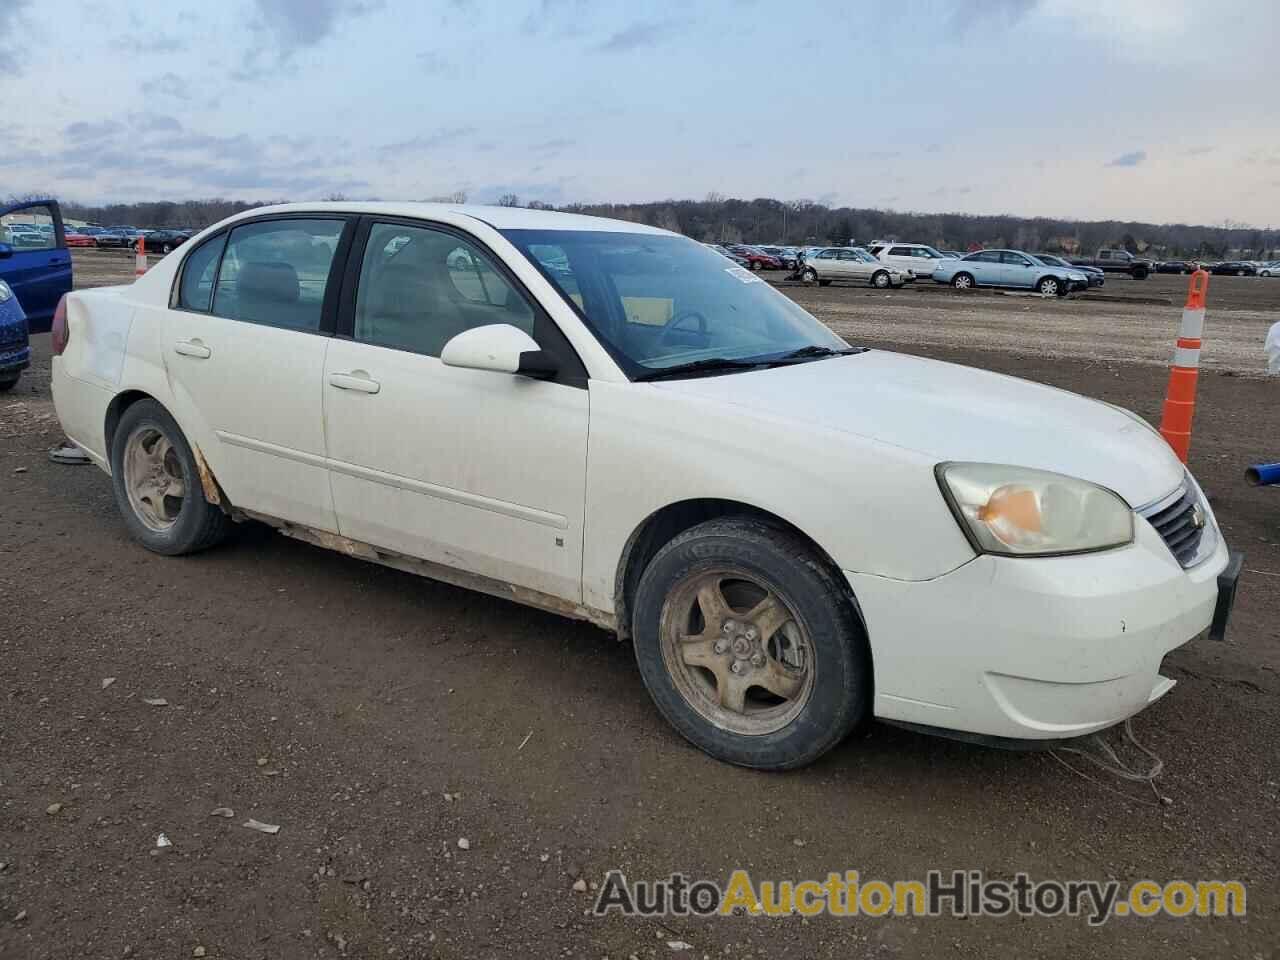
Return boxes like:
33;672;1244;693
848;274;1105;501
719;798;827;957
328;371;381;394
174;338;211;359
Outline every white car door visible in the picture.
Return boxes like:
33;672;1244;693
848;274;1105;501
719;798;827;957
162;216;351;532
321;219;590;603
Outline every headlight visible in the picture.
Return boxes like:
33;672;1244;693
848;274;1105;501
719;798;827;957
936;462;1134;556
0;281;11;303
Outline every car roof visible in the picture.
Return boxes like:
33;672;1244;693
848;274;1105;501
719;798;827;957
221;201;673;236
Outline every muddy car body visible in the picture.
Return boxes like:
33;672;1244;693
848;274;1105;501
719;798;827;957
50;202;1239;769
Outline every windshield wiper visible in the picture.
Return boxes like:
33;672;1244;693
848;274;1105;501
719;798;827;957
633;357;770;382
762;345;866;364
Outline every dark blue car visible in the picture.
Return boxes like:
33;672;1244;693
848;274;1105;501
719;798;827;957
0;197;74;334
0;278;29;392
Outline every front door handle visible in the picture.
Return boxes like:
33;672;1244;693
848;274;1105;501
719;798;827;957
174;338;211;359
328;371;381;394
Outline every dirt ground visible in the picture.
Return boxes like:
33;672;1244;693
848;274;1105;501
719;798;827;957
1;252;1278;958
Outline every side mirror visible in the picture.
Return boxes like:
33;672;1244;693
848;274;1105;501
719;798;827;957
0;243;12;259
440;323;559;379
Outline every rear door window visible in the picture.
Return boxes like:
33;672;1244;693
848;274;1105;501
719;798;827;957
211;219;345;331
177;234;227;312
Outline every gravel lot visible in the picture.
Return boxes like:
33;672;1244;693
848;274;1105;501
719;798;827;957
1;251;1277;958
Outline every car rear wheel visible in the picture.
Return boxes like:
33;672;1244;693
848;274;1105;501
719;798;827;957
161;243;173;254
750;260;763;272
110;400;231;556
1037;276;1060;296
632;518;871;770
1236;269;1246;276
872;270;891;289
802;268;818;284
952;273;974;290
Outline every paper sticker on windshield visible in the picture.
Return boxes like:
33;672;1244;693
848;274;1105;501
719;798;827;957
725;266;764;284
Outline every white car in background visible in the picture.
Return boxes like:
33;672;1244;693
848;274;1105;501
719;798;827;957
49;202;1240;770
866;241;957;280
801;247;906;288
1259;261;1280;277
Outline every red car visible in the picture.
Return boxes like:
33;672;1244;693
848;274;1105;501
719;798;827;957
727;244;783;271
64;228;96;248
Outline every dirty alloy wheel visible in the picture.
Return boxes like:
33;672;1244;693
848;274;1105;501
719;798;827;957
802;268;818;284
872;270;891;289
1236;269;1247;277
952;273;974;290
632;518;871;770
161;243;173;254
750;260;763;272
110;399;231;556
1037;277;1059;296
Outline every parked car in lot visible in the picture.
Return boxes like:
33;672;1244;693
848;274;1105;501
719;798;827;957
865;242;956;280
726;244;783;271
143;229;192;254
1210;260;1257;277
0;279;30;391
64;227;97;248
95;228;135;249
1070;248;1153;279
1258;261;1280;278
49;202;1240;770
756;245;797;270
802;246;906;288
1157;259;1196;275
934;249;1089;295
0;197;73;332
1033;253;1104;288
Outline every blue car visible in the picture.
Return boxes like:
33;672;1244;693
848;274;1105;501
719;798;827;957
0;197;74;333
0;279;29;392
932;248;1089;297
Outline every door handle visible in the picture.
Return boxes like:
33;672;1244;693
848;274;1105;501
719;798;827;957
328;371;381;394
174;338;211;359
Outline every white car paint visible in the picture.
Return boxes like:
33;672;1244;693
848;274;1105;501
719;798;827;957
51;201;1231;747
867;242;957;279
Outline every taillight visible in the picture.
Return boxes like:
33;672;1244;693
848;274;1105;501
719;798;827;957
51;295;70;356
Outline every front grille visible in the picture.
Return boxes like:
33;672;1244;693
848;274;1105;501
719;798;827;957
1143;489;1205;567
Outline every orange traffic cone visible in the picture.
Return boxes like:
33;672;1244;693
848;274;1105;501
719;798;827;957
134;235;147;279
1158;269;1209;463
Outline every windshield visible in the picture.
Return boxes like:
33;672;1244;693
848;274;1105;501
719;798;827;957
1034;255;1065;267
502;229;848;376
851;248;878;263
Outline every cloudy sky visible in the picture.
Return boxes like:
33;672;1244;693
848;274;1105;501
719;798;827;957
3;0;1277;225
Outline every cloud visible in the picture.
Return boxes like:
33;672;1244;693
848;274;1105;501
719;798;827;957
0;0;31;72
417;51;450;74
65;120;124;141
117;31;188;54
379;127;476;155
141;73;193;101
532;138;576;153
1181;146;1213;157
947;0;1038;33
1106;150;1147;168
594;18;682;53
129;113;184;133
237;0;384;79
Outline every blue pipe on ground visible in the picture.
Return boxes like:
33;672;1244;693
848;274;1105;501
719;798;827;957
1245;462;1280;486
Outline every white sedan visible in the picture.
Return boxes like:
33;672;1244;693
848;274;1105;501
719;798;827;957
50;203;1240;770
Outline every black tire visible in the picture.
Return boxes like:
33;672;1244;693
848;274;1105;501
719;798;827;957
750;260;763;272
109;399;231;556
632;518;871;770
817;279;832;287
871;270;891;289
0;375;18;393
1132;267;1149;280
161;243;173;254
951;272;975;290
802;268;818;284
1037;276;1060;296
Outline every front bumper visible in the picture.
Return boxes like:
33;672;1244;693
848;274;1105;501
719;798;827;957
847;516;1233;741
0;344;31;375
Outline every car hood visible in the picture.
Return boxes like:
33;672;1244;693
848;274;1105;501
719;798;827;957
652;350;1184;508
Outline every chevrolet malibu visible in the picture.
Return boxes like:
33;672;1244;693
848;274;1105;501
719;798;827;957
50;203;1240;769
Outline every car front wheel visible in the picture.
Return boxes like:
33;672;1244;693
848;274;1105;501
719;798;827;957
1037;276;1060;296
110;399;231;556
802;268;818;284
632;518;871;770
0;375;19;393
872;270;891;289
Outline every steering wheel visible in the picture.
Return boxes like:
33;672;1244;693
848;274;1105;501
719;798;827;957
658;310;709;346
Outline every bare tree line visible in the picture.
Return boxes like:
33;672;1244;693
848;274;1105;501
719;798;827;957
22;193;1277;259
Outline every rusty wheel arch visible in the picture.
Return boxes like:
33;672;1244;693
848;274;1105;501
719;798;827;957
612;498;864;642
104;390;228;510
